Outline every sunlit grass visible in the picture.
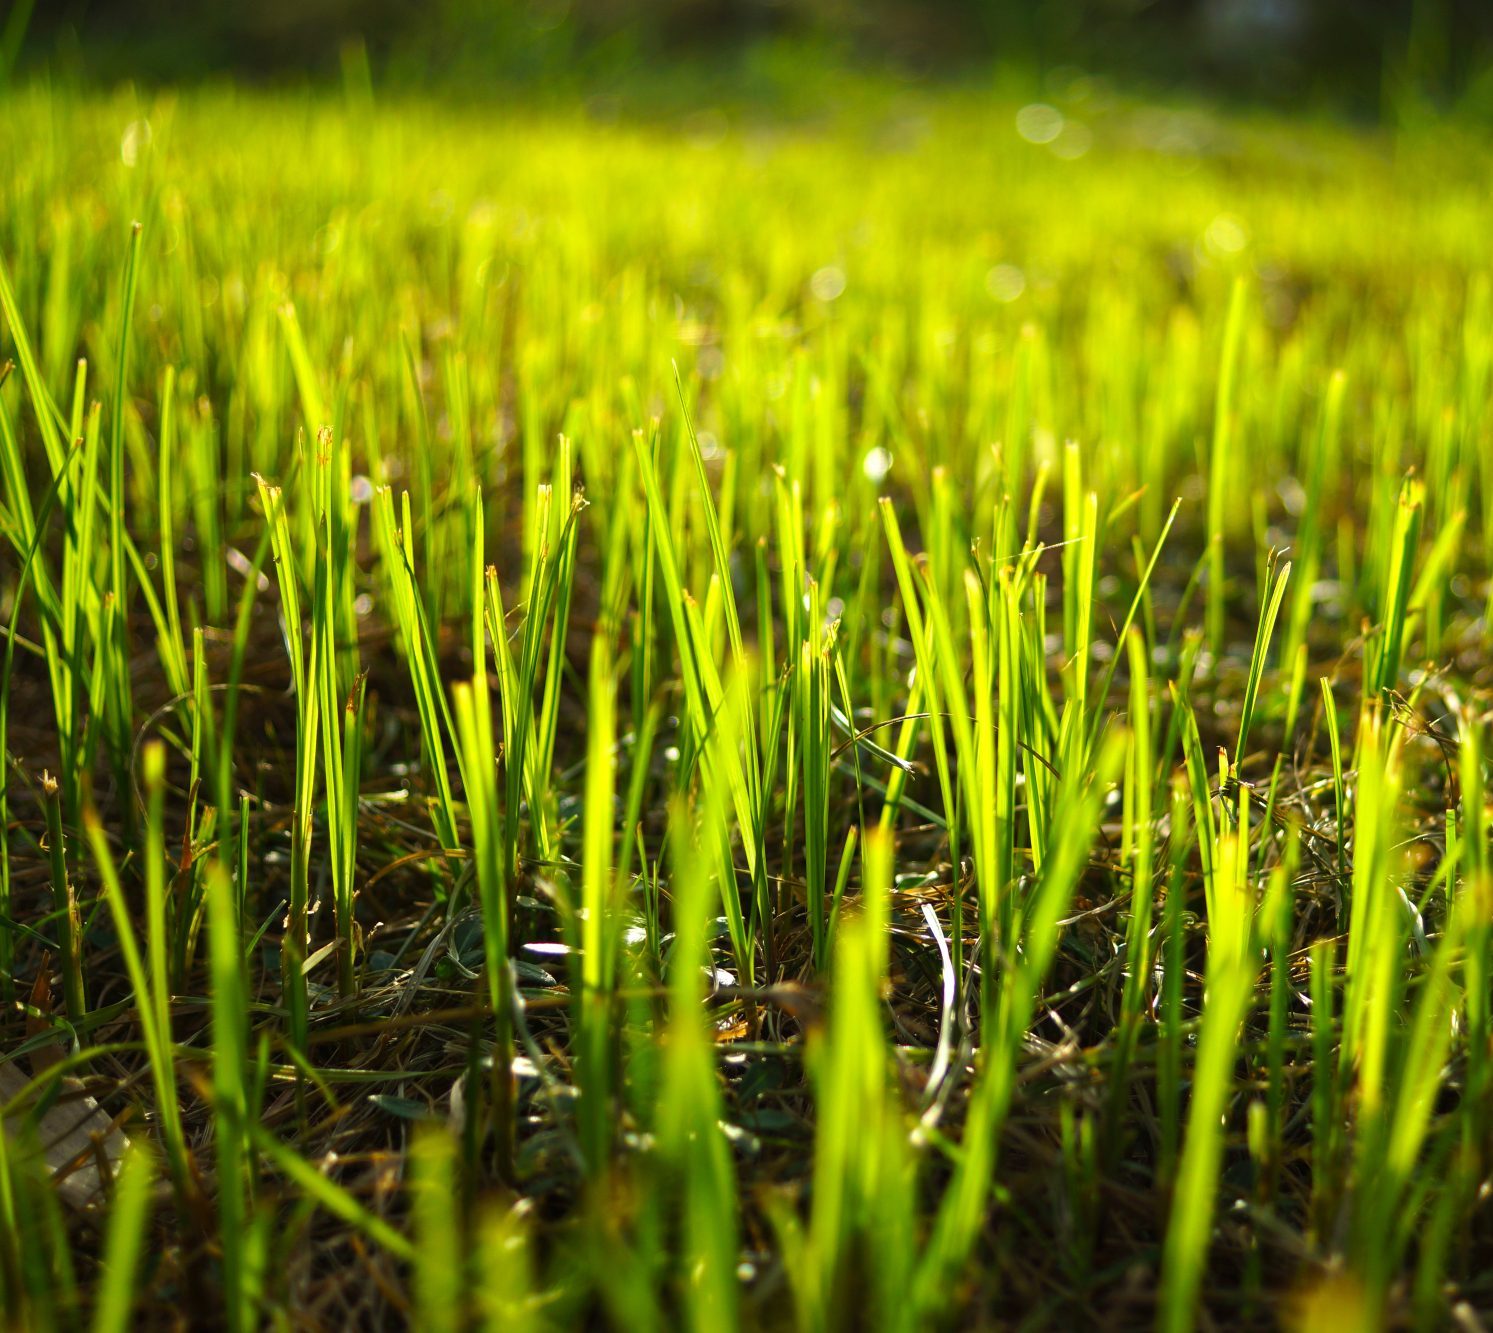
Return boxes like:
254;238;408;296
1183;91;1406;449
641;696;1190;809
1;73;1492;1328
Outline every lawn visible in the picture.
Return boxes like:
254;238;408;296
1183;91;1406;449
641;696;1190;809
2;73;1493;1328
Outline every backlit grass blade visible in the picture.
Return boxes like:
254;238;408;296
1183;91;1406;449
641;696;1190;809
658;790;740;1332
89;1145;154;1333
577;629;618;1177
1107;627;1154;1157
205;856;251;1332
372;485;461;854
879;499;962;983
655;667;748;1330
1366;477;1423;696
41;770;85;1025
244;1120;415;1264
1233;554;1291;770
803;825;913;1329
102;224;144;810
154;366;189;701
255;474;320;1047
84;787;190;1205
451;674;515;1183
1159;828;1261;1333
632;426;760;900
412;1127;462;1333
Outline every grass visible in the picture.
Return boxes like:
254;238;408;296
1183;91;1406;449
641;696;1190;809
1;70;1493;1328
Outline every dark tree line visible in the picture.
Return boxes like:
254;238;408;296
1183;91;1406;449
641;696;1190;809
20;0;1493;111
